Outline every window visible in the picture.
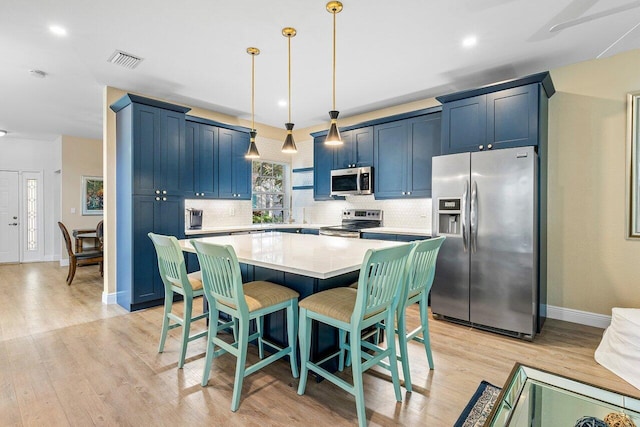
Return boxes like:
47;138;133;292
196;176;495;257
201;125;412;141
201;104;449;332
627;92;640;238
252;161;290;224
26;178;38;251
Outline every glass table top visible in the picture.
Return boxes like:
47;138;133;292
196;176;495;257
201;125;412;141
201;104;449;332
488;363;640;426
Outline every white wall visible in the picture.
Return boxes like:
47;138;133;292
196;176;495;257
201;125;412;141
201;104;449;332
0;136;62;261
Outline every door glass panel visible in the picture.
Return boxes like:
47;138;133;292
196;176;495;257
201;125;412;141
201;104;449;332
27;178;37;251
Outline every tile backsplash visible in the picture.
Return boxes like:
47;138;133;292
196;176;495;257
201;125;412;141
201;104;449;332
185;199;253;228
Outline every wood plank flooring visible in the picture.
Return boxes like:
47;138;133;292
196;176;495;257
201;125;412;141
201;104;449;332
0;261;638;426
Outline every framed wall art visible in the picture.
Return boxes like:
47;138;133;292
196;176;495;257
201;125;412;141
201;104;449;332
82;176;104;216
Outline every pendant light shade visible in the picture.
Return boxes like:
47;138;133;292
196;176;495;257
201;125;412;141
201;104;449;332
325;1;343;146
245;47;261;159
281;27;297;154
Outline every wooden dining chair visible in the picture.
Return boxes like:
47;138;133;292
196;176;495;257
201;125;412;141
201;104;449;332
96;220;104;250
58;221;103;286
148;233;208;369
297;243;412;427
191;240;299;412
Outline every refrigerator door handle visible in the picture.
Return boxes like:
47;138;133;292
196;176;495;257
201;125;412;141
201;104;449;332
461;180;469;253
470;180;478;253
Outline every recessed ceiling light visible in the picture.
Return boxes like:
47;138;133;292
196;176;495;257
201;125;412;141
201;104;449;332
49;25;67;36
278;100;287;108
462;35;477;48
0;130;7;137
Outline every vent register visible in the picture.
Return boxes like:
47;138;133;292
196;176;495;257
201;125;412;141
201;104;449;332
107;50;143;69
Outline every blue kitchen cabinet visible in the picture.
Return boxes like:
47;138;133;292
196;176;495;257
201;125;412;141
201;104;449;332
126;102;190;197
361;232;429;241
335;126;374;168
313;135;337;201
438;72;555;154
185;120;218;198
218;127;252;200
111;94;190;311
374;112;441;199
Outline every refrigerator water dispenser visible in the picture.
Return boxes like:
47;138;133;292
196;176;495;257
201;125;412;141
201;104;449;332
437;198;461;235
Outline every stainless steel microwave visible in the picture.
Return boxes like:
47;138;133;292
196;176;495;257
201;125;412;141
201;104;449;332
330;166;373;196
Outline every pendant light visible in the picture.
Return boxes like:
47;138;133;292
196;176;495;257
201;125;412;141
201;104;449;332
245;47;261;159
281;27;298;154
325;1;343;146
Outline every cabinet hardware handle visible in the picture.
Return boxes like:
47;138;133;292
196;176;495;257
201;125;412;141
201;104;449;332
155;197;160;201
487;144;493;149
155;190;160;194
479;145;484;150
407;191;411;195
162;190;167;194
162;197;167;201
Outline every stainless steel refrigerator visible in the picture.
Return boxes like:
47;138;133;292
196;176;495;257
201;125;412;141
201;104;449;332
431;146;545;339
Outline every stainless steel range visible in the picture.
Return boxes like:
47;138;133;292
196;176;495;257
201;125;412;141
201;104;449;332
319;209;383;238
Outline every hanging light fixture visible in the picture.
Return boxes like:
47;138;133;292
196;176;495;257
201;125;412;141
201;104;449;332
245;47;261;159
281;27;298;154
325;1;343;146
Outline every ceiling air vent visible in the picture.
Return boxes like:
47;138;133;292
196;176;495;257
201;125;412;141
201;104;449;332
107;50;143;69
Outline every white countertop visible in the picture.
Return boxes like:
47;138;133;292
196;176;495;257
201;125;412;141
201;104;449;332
185;223;431;237
184;223;329;236
179;232;405;279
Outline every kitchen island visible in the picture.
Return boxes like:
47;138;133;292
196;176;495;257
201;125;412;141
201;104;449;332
179;232;405;367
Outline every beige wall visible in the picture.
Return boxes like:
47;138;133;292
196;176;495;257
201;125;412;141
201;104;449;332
60;135;103;260
547;49;640;314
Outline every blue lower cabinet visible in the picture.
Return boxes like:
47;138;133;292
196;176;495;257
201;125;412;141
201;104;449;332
361;232;429;242
118;195;185;311
301;228;319;235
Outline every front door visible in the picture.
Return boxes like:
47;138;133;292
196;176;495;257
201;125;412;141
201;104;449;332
0;171;20;263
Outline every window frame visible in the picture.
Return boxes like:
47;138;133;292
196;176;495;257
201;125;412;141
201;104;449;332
251;160;290;224
627;92;640;239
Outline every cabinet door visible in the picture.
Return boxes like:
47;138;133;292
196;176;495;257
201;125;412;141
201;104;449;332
441;95;487;154
407;113;441;198
218;128;251;199
313;136;336;200
132;104;161;196
487;84;539;149
161;109;187;195
374;121;408;199
183;121;197;197
232;131;252;199
196;123;218;198
334;130;353;169
132;196;162;303
353;126;374;167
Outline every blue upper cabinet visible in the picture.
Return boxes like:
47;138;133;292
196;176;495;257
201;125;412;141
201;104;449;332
313;135;337;200
373;121;408;198
218;127;251;200
335;126;374;168
374;112;441;199
437;72;555;155
186;121;218;198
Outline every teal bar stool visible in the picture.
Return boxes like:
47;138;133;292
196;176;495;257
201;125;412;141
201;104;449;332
148;233;208;369
393;236;445;392
297;244;412;427
191;240;300;412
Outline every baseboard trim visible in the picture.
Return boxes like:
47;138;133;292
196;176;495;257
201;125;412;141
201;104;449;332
102;292;117;305
547;305;611;329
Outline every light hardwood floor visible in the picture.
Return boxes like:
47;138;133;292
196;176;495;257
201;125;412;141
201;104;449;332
0;262;638;426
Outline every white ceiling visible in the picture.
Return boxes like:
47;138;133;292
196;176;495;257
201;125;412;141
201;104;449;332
1;0;640;141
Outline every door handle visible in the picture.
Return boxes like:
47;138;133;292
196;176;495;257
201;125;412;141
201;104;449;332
9;223;18;226
470;180;478;253
461;181;468;253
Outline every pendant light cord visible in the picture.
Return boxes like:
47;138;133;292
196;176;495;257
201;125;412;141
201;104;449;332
251;53;255;131
332;10;336;111
288;34;292;123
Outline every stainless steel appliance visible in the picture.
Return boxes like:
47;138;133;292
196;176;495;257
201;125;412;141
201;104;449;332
431;146;545;339
187;208;203;230
319;209;383;238
330;166;373;196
